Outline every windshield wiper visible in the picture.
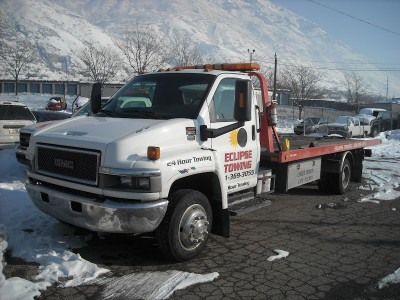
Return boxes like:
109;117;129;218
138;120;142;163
99;109;118;117
122;110;172;119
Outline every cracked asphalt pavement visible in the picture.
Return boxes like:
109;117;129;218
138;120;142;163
4;181;400;299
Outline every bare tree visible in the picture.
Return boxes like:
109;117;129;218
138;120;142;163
0;11;38;96
260;68;285;92
0;39;38;95
168;33;203;66
78;43;121;84
343;71;367;113
114;21;166;76
281;65;322;119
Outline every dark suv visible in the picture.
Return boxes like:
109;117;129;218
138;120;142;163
359;108;394;136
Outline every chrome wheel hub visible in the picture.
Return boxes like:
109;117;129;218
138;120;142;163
179;204;209;250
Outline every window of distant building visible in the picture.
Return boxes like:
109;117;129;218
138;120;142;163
42;84;52;94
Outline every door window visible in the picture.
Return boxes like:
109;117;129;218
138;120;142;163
211;78;237;122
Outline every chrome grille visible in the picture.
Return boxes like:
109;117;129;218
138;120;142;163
36;144;100;185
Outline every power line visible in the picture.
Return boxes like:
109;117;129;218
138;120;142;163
307;0;400;37
262;61;400;72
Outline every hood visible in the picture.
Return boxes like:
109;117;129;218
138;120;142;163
30;116;198;169
328;122;347;128
31;116;163;149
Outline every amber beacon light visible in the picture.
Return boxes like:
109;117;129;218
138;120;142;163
147;146;160;160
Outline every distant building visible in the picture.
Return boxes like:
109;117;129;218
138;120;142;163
268;89;291;105
0;80;80;95
0;80;123;98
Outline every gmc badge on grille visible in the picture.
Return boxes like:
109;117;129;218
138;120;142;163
54;158;74;169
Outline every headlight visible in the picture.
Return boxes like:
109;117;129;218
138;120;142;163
120;176;151;190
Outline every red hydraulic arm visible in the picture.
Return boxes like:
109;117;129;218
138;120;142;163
248;71;280;153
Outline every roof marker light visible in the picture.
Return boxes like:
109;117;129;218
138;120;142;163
159;62;261;73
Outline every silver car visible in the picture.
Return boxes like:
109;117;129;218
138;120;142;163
0;101;36;150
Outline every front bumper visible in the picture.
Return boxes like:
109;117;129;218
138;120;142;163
294;127;314;135
16;146;28;165
328;129;348;138
26;179;168;234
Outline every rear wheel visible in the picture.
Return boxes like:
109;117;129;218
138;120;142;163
155;189;212;261
333;159;351;194
320;159;351;195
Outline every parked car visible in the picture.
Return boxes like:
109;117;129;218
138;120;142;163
46;96;67;111
359;108;394;136
327;116;369;138
354;113;379;137
294;117;329;135
359;107;386;116
32;110;71;122
0;101;36;150
16;98;109;164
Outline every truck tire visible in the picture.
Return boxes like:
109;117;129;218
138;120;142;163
371;127;379;137
155;189;212;261
318;172;328;193
333;159;351;194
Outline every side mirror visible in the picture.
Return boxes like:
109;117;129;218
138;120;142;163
234;80;251;122
90;82;102;114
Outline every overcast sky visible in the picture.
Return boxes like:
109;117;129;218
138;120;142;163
271;0;400;70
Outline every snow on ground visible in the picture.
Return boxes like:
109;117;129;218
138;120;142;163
267;249;290;262
0;93;88;113
360;131;400;204
0;147;218;298
0;94;399;298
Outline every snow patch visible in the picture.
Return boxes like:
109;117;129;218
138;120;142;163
267;249;289;262
379;267;400;289
94;271;219;299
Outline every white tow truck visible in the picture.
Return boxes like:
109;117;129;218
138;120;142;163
25;63;381;261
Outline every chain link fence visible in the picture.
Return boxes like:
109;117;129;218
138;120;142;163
277;105;400;137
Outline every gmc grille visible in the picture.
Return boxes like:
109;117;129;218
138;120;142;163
36;145;100;185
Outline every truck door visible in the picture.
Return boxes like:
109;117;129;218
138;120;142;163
208;77;259;194
353;118;362;136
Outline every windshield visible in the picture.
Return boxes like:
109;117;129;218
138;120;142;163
335;116;353;125
72;97;109;117
305;117;320;125
99;73;215;119
0;104;35;121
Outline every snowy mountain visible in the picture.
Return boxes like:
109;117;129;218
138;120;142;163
1;0;399;96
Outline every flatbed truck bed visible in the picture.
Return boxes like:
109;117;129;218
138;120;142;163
260;134;381;193
263;134;381;163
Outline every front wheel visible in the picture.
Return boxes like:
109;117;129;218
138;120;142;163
371;127;379;137
155;189;212;261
